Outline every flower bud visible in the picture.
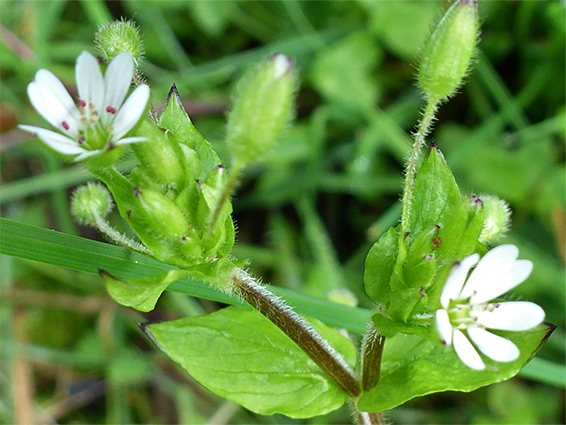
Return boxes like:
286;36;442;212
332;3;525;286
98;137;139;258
71;183;113;225
479;194;511;243
95;19;144;67
418;0;479;101
226;53;296;165
130;188;188;240
131;120;186;191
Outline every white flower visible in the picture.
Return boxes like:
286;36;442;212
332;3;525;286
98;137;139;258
435;244;545;370
19;51;150;161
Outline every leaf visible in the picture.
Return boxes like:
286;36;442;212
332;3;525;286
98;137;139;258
358;323;556;412
141;306;356;418
364;225;400;304
409;143;461;238
100;268;189;312
158;84;222;180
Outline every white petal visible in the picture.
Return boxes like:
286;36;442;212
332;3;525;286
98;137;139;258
102;52;134;124
440;253;479;308
473;301;545;331
468;327;519;362
75;51;104;115
27;79;79;137
19;125;84;155
453;329;485;370
470;259;533;304
114;136;147;146
111;84;149;139
461;245;532;303
34;69;80;121
435;309;453;346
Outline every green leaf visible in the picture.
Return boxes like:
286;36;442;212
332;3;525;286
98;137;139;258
409;143;461;238
142;306;356;418
364;225;400;304
100;268;185;312
358;323;556;412
158;84;222;180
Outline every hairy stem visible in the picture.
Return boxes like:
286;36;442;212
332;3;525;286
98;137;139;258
361;322;385;392
400;98;439;234
93;215;152;255
208;161;243;233
355;409;385;425
231;268;361;397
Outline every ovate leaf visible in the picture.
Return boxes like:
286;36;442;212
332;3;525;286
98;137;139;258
409;143;461;238
358;323;556;412
142;306;357;418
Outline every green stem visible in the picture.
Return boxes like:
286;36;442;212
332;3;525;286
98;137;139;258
93;215;152;256
400;98;439;234
208;161;244;233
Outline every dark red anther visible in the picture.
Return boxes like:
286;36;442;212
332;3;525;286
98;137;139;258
78;100;86;108
106;106;117;114
62;121;69;130
77;136;85;144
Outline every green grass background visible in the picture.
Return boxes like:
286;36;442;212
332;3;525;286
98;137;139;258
0;1;564;423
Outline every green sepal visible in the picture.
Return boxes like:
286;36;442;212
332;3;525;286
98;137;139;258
358;323;556;413
100;268;189;312
409;143;460;238
388;286;428;323
140;306;356;418
364;225;400;304
159;84;222;180
436;195;487;266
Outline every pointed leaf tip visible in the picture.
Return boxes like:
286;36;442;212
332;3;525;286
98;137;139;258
166;83;182;108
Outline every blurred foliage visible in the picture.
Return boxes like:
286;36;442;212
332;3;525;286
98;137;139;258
1;0;564;423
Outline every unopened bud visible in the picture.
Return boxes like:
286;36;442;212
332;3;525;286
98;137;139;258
131;121;186;191
131;188;188;240
71;183;113;225
95;19;144;67
418;0;479;101
479;194;511;243
227;53;296;165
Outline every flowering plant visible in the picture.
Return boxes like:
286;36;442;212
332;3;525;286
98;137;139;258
4;2;558;424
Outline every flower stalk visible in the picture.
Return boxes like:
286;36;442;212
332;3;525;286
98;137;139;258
401;98;439;234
